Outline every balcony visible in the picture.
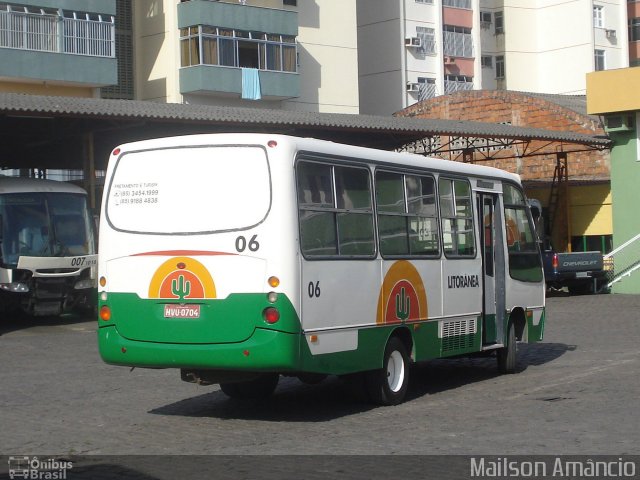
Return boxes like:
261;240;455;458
0;7;116;86
178;1;299;100
180;65;299;100
178;1;297;37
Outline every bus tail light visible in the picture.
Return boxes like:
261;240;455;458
263;307;280;324
552;253;559;273
100;306;112;321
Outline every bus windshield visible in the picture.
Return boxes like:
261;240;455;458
0;193;95;266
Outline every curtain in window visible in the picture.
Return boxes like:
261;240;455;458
266;43;281;70
202;36;217;65
282;45;296;72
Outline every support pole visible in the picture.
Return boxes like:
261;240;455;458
83;132;96;210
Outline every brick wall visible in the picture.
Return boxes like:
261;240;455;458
396;90;610;183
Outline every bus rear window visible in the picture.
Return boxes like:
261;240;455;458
106;145;271;234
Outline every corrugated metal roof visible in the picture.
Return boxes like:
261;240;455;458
0;92;610;147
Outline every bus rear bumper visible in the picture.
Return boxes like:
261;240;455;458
98;325;301;371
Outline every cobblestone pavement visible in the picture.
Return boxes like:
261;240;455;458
0;294;638;477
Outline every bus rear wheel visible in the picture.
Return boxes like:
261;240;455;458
220;374;279;400
497;321;517;374
365;337;410;406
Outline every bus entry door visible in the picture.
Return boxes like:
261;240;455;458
478;193;506;346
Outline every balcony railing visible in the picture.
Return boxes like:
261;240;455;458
443;0;472;9
443;31;474;58
444;78;474;94
0;10;114;58
418;82;437;101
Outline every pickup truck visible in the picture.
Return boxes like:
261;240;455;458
529;199;607;294
541;248;607;294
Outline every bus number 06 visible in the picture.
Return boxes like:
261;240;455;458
235;235;259;253
308;281;321;298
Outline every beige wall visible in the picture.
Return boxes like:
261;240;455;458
284;0;359;113
134;0;181;103
0;81;96;97
134;0;359;112
587;67;640;114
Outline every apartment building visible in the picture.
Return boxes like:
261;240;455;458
0;0;116;97
135;0;359;113
358;0;630;116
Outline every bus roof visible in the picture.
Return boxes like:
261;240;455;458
0;176;88;195
115;133;522;184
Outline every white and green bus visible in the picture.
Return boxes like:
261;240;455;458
97;134;545;405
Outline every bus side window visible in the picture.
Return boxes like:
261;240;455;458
297;161;374;258
376;172;439;257
503;184;543;282
438;178;475;257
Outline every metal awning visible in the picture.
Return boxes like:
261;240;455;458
0;92;610;171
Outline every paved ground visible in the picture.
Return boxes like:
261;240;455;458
0;293;638;478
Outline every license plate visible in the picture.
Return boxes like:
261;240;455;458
575;272;589;278
164;304;201;319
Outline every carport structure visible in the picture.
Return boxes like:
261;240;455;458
0;92;610;215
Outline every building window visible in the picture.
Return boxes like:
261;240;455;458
444;75;473;93
571;235;613;254
443;25;473;58
416;26;436;55
283;0;297;5
481;55;492;68
629;18;640;41
180;26;297;73
480;11;492;29
593;5;604;28
495;55;505;78
494;11;504;34
417;77;436;100
637;112;640;161
415;0;434;3
594;49;605;71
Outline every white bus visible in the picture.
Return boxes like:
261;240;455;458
0;176;97;316
97;134;545;405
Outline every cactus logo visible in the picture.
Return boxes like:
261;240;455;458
376;260;427;324
148;256;216;299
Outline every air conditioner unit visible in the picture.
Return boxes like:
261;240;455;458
406;82;420;92
405;37;422;48
605;29;616;39
444;56;456;64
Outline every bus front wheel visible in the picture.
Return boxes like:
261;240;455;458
497;322;517;374
365;337;410;406
220;374;279;400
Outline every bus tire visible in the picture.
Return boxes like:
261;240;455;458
220;374;279;400
497;321;517;374
365;337;410;406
